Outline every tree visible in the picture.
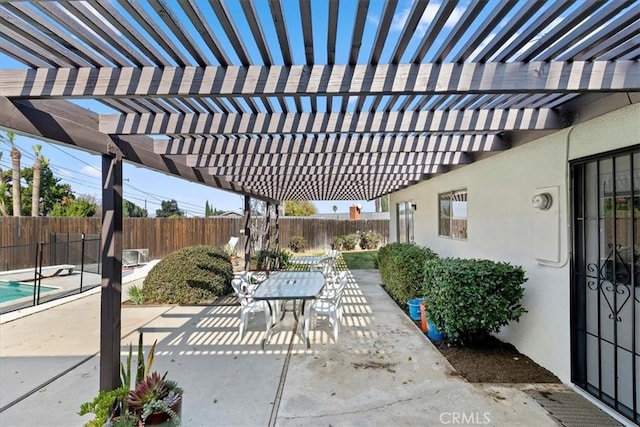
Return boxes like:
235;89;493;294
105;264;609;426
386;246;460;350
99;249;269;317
283;200;317;216
31;144;45;217
50;197;97;217
156;199;184;217
19;163;73;216
124;199;147;217
1;131;21;216
332;205;338;213
204;200;224;217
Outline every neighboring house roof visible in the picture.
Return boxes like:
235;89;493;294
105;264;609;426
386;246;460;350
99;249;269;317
216;211;243;218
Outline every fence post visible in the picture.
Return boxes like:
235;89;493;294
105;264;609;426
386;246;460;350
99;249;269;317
80;233;85;293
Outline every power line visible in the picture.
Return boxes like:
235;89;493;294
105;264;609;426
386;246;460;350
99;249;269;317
4;140;210;216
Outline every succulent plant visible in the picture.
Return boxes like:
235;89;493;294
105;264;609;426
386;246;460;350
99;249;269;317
127;371;183;425
127;372;169;410
80;333;182;427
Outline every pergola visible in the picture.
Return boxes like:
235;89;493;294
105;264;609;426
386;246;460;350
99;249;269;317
1;0;638;391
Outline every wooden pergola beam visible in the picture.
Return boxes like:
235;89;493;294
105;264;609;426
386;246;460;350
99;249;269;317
3;61;638;99
155;134;505;156
188;151;469;168
99;108;560;135
204;164;446;176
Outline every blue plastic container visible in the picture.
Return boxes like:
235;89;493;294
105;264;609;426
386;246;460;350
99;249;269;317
407;298;423;321
427;319;446;341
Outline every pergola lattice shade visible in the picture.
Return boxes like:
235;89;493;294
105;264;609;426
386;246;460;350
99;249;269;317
1;0;639;201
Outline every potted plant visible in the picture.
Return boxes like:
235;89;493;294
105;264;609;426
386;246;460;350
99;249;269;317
127;372;182;426
79;333;183;426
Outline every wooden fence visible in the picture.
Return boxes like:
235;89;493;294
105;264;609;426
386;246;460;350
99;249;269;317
0;217;389;270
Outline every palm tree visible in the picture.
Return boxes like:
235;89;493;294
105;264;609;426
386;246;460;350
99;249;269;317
31;144;44;216
0;151;7;216
0;131;20;216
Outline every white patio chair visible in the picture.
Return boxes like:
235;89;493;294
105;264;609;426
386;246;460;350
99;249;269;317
231;277;271;340
325;249;340;258
233;270;263;293
305;273;348;342
314;255;338;280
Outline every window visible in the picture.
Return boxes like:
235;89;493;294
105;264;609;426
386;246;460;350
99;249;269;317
396;201;414;243
439;190;467;239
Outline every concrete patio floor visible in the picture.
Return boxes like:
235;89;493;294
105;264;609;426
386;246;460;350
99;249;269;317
1;269;567;426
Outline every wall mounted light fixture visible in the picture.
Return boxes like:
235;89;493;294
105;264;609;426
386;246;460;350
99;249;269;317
532;193;552;210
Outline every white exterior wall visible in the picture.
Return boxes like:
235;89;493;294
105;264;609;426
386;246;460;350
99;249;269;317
390;103;639;383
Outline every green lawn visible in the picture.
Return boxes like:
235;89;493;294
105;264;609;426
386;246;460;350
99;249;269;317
341;250;379;270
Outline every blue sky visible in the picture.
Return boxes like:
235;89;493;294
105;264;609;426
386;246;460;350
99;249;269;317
0;0;582;216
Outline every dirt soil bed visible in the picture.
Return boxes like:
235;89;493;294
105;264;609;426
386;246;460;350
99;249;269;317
430;334;561;384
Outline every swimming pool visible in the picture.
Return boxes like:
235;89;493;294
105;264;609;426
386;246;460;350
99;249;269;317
0;281;57;303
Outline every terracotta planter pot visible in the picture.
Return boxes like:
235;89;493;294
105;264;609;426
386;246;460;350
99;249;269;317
144;398;182;426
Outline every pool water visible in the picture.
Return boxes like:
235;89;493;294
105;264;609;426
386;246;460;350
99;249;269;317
0;281;57;303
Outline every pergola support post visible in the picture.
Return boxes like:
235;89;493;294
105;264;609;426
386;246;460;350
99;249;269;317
275;204;280;270
244;195;251;272
99;150;123;391
265;202;271;277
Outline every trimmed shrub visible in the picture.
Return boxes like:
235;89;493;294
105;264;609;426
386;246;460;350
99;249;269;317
253;248;292;270
332;235;344;250
359;231;382;250
378;242;438;304
376;242;398;283
341;233;359;250
422;258;527;345
288;236;307;253
142;245;233;304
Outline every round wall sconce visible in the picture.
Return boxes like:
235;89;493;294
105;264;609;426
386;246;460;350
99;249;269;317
532;193;552;210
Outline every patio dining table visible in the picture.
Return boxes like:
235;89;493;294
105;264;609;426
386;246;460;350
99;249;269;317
252;271;325;349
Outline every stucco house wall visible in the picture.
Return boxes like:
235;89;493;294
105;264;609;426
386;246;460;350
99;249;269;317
389;102;639;383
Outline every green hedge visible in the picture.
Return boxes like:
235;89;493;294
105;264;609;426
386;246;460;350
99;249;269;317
378;242;438;305
422;258;527;344
142;245;233;304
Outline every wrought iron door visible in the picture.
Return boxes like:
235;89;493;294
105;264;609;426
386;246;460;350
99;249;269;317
572;148;639;424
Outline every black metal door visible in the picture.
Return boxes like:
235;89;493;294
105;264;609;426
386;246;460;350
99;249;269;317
572;147;639;424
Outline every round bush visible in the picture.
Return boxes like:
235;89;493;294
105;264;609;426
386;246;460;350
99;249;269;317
341;234;359;250
422;258;527;345
142;245;233;304
359;231;382;250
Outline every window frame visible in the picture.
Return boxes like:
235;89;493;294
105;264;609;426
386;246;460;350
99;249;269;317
438;189;468;240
